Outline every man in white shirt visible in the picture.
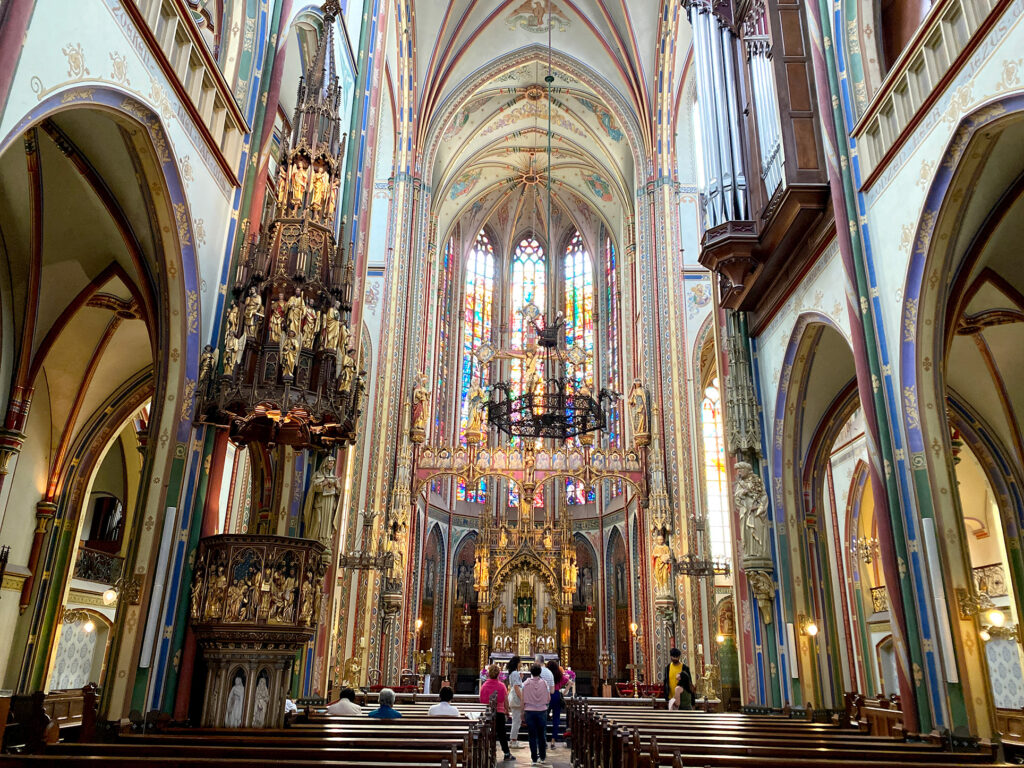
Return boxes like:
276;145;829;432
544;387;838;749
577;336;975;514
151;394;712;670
427;686;461;716
326;687;363;715
535;653;554;690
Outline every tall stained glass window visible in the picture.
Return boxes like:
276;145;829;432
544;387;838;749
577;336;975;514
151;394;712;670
510;235;546;400
456;230;494;503
565;231;596;504
432;238;456;497
604;235;623;498
702;377;730;563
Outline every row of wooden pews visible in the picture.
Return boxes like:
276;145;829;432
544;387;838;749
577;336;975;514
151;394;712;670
0;699;496;768
567;699;1004;768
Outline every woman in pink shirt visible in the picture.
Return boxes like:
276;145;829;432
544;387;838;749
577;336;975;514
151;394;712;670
479;663;513;762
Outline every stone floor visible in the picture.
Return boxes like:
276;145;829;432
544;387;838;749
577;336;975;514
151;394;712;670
497;742;572;767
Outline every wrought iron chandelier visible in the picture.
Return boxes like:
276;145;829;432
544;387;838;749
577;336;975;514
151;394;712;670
198;0;363;449
475;303;615;440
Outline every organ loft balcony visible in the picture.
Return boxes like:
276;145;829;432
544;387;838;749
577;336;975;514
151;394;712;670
691;0;831;314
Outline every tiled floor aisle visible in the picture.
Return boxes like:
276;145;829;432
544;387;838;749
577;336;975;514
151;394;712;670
497;744;572;767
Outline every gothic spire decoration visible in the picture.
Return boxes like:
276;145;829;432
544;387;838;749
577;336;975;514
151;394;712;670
200;0;362;448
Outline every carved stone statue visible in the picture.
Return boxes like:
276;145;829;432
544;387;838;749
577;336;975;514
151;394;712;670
629;378;650;446
410;373;430;443
243;286;264;338
338;350;357;392
303;455;342;548
327;178;340;219
280;330;301;379
289;157;310;210
224;675;245;727
198;344;218;395
322;302;341;352
268;295;286;343
276;165;288;206
251;676;270;728
301;302;319;349
225;299;242;338
338;321;352;357
285;292;305;338
310;165;329;213
735;461;771;563
651;530;673;597
224;328;246;375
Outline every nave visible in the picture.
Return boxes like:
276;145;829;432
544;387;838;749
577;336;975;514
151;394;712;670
0;690;1013;767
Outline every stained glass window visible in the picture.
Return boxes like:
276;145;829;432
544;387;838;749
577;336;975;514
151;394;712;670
702;378;730;563
431;238;456;497
456;230;494;503
510;235;546;401
604;234;623;498
564;231;596;504
508;480;545;508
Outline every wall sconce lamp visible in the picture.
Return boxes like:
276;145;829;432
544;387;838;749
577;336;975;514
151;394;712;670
799;615;819;637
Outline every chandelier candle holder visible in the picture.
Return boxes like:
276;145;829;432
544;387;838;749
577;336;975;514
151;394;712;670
851;536;879;564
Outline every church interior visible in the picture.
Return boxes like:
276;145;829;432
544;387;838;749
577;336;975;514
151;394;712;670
0;0;1023;765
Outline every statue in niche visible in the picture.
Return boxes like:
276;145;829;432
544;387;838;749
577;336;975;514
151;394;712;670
205;562;227;619
499;525;510;548
289;156;310;210
276;165;288;206
242;286;264;338
225;300;242;338
542;606;550;629
338;322;352;358
285;292;305;338
473;552;489;590
516;592;533;625
310;164;329;213
268;295;286;343
628;378;650;446
299;566;315;625
338;348;357;392
542;527;554;550
280;330;301;379
301;301;319;349
464;382;486;439
327;178;340;219
651;529;673;597
410;373;430;442
457;563;472;604
500;604;507;626
321;301;341;352
251;673;270;728
224;674;245;727
735;461;770;562
303;455;342;547
198;345;218;395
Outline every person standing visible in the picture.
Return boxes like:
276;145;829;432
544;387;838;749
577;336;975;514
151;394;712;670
506;655;526;750
522;664;551;767
480;663;514;762
663;647;695;710
545;660;570;747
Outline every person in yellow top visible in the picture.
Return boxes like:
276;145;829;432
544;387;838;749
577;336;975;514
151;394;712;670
663;647;695;710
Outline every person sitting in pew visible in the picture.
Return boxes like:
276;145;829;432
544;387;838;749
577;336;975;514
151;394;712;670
326;687;363;715
368;687;402;719
428;686;461;717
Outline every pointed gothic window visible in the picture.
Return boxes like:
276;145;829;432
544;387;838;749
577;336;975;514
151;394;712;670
702;377;730;563
456;230;494;503
509;235;546;401
604;234;623;498
564;230;596;505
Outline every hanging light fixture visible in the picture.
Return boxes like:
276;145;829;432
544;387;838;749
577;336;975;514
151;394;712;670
479;1;615;442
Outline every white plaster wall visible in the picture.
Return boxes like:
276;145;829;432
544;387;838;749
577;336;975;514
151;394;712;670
0;0;239;346
861;4;1024;397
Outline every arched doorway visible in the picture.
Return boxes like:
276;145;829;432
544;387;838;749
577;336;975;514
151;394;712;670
902;98;1024;736
606;527;629;681
0;91;198;719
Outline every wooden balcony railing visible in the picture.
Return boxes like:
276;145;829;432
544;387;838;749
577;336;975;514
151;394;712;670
122;0;249;180
852;0;1010;186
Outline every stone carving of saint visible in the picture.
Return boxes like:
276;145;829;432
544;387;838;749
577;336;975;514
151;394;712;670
285;292;305;338
542;527;553;550
651;530;673;597
224;327;246;375
321;302;341;352
205;563;227;619
280;330;301;379
735;461;770;561
338;322;351;357
225;675;245;728
337;349;357;392
310;165;329;213
464;382;485;438
225;299;241;338
473;552;489;590
498;525;509;548
327;178;340;218
268;295;286;343
289;158;310;210
410;373;430;442
242;287;263;339
628;378;650;446
276;165;288;207
301;303;319;349
198;344;218;395
251;676;270;728
303;455;342;547
189;561;204;620
299;573;314;625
